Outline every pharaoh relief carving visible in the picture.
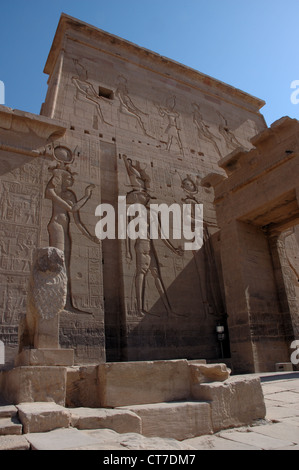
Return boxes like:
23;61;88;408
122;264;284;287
178;172;224;320
192;103;222;158
156;95;183;154
72;59;112;127
192;104;243;158
123;154;184;317
216;111;242;151
45;145;100;314
116;75;152;137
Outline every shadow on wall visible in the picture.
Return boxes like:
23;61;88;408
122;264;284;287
123;233;230;362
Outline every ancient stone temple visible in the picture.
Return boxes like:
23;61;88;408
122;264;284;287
0;13;298;375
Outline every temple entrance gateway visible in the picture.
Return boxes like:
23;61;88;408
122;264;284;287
203;117;299;373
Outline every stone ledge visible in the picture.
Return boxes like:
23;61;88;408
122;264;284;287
98;359;190;407
70;407;142;434
117;401;213;441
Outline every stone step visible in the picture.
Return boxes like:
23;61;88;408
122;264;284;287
117;401;213;441
0;417;23;436
0;405;18;418
69;407;142;434
16;402;70;434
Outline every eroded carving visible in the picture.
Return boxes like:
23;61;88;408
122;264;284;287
72;59;112;127
18;247;67;351
192;103;222;157
157;95;183;154
217;111;242;150
116;75;151;136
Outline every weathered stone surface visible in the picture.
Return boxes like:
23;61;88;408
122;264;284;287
192;375;266;432
70;407;141;434
190;363;231;385
17;402;70;434
1;366;67;406
66;366;100;408
25;428;102;451
0;435;30;451
15;349;74;367
0;417;22;435
19;247;67;351
184;433;260;450
98;360;190;407
118;401;212;440
0;405;17;418
25;427;196;450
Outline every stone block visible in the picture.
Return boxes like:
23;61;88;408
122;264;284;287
0;405;18;418
190;362;231;385
15;349;74;367
0;417;22;435
98;360;190;407
66;366;100;408
118;401;212;440
70;407;142;434
192;375;266;432
17;402;70;434
2;366;67;406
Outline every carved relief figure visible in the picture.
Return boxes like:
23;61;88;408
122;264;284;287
217;111;242;150
192;103;222;157
72;59;112;126
45;146;100;313
123;155;183;317
116;75;150;136
180;173;224;319
157;96;183;153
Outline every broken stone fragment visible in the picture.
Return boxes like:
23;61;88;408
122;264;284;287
190;363;231;384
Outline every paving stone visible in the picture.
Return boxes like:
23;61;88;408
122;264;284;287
219;428;294;450
0;435;30;450
183;434;261;450
25;428;102;450
252;422;299;445
82;430;196;450
265;405;299;421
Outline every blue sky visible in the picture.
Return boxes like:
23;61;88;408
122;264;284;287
1;0;299;126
